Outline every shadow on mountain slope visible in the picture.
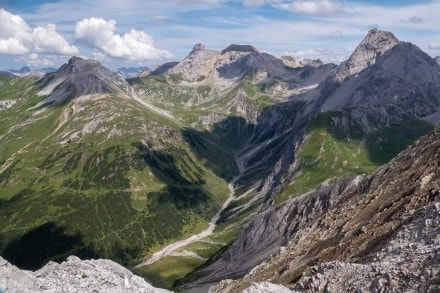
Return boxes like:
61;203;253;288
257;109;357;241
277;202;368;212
181;116;252;182
134;142;212;210
181;100;311;198
1;222;96;270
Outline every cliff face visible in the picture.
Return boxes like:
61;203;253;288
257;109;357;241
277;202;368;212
0;256;171;293
211;125;440;292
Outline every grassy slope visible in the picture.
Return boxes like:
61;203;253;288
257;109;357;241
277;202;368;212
128;74;294;288
276;111;433;203
1;73;433;289
0;76;232;275
0;74;267;289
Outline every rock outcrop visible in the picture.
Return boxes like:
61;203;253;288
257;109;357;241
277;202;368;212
435;56;440;65
0;256;171;293
294;201;440;292
279;56;300;68
243;282;294;293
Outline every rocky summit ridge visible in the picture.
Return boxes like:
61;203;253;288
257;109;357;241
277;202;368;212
163;42;334;87
36;56;130;106
0;255;171;292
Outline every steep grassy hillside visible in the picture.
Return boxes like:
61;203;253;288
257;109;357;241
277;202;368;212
0;75;233;274
1;69;286;289
277;111;433;203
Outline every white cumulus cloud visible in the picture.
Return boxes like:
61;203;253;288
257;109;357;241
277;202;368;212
280;0;342;14
17;53;55;67
0;8;78;55
429;43;440;50
75;17;173;62
240;0;342;14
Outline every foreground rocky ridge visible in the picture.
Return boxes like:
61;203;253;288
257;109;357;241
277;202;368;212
0;255;171;293
211;125;440;292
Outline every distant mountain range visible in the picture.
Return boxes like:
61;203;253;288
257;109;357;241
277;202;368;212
117;66;150;78
0;29;439;292
0;66;57;77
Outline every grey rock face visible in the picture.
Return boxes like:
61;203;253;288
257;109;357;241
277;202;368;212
294;201;440;292
300;59;323;68
280;56;300;68
0;99;16;110
0;256;171;293
167;44;219;82
243;282;295;293
314;37;440;124
149;62;179;76
335;29;399;81
191;43;207;53
435;56;440;65
37;56;130;106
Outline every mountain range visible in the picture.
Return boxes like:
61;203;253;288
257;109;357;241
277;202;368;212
0;66;57;78
0;29;439;292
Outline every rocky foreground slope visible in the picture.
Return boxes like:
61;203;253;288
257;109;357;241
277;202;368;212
0;255;171;293
210;125;440;292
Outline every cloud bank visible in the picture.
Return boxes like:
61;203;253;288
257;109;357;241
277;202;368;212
75;17;173;62
0;8;78;56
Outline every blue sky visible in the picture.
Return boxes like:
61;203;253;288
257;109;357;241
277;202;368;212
1;0;440;70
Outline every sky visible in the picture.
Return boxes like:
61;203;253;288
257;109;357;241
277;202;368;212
1;0;440;70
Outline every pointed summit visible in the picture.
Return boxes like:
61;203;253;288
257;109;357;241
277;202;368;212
36;56;129;106
166;44;219;82
335;29;399;80
190;43;207;54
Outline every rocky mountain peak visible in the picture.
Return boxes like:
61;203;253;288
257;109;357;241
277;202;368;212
191;43;207;54
166;43;219;82
67;56;96;66
36;57;129;106
435;56;440;65
221;44;259;55
335;29;399;80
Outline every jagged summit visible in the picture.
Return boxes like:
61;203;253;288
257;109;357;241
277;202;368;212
335;29;399;80
191;43;207;54
318;35;440;118
36;56;129;106
166;43;220;82
221;44;259;55
67;56;99;67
